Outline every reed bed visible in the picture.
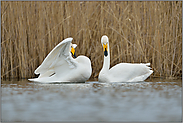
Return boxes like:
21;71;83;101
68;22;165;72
1;1;182;80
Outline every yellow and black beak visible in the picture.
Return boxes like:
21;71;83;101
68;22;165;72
103;43;108;57
71;47;76;58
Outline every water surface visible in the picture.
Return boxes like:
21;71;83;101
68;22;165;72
1;79;182;122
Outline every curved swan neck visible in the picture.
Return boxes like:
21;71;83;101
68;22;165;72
102;43;110;70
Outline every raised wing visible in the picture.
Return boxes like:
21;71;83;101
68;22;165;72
34;37;77;75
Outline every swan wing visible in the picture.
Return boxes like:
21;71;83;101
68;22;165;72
109;63;153;82
34;38;77;75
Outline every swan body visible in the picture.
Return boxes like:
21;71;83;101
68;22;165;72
28;38;92;83
98;35;153;82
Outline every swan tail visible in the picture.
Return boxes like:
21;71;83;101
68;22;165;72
37;70;55;78
140;63;150;66
28;78;39;82
145;63;151;66
28;77;54;83
128;70;153;82
142;63;153;71
29;70;56;82
144;63;153;79
128;63;153;82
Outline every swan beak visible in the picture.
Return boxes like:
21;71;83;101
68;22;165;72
71;47;76;58
103;44;108;57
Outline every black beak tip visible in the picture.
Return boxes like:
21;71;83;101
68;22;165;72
71;52;77;58
104;48;108;57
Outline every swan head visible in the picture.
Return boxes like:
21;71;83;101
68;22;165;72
101;35;109;57
71;43;77;58
101;35;109;44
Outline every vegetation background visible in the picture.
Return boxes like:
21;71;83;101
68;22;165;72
1;1;182;80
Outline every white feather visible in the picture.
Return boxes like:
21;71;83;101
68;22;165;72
28;37;92;83
99;35;153;82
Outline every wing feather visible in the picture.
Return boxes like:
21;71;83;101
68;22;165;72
109;63;152;81
34;38;77;75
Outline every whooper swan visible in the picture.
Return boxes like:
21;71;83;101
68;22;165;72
28;38;92;83
98;35;153;82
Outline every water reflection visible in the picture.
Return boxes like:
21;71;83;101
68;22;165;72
1;79;182;122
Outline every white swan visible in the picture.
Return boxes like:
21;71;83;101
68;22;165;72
98;35;153;82
28;37;92;83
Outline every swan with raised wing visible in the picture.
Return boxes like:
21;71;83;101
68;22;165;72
28;38;92;83
98;35;153;82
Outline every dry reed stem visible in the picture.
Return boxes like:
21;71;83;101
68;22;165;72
1;1;182;80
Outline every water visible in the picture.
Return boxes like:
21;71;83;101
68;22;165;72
1;79;182;122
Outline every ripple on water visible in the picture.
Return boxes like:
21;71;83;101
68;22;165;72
1;79;182;122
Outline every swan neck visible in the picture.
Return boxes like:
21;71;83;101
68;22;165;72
102;43;110;70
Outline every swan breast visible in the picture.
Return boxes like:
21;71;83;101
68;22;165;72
75;55;92;80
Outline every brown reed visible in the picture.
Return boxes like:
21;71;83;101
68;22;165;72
1;1;182;80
